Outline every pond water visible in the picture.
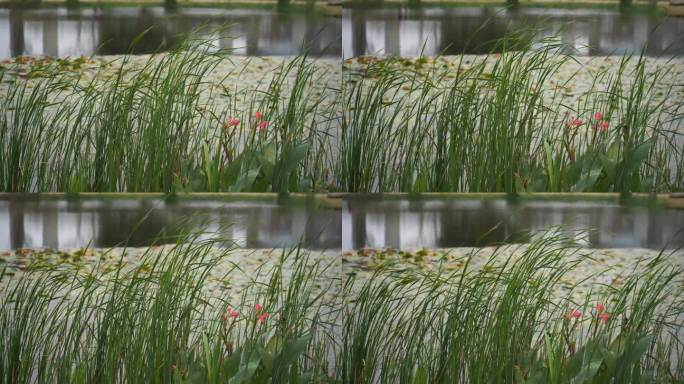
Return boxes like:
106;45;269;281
343;5;684;58
343;197;684;250
0;5;341;59
0;196;341;250
3;195;683;251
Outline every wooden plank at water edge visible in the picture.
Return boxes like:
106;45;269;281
668;0;684;17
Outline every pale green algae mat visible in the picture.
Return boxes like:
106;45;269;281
2;244;683;306
342;245;684;303
0;246;341;308
343;55;684;110
0;54;340;117
4;53;683;123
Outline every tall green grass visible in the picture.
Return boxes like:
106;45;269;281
0;233;338;383
0;37;337;194
339;38;684;194
2;35;683;194
337;234;684;383
1;229;682;383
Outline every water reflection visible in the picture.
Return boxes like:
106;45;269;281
343;197;684;250
0;196;341;250
342;5;684;58
0;6;341;59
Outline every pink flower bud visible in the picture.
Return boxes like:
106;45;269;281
257;121;270;132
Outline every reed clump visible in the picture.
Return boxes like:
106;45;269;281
0;234;339;382
2;35;682;194
1;230;683;383
337;234;684;383
340;38;684;194
0;37;338;194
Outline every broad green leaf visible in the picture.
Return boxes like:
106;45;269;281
279;334;311;368
412;366;429;384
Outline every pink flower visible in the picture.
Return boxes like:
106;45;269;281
568;309;582;319
570;117;583;128
223;307;239;321
596;303;605;313
257;121;269;132
597;121;609;132
226;116;240;127
255;111;263;120
599;313;609;324
258;312;270;324
255;303;263;313
594;112;603;120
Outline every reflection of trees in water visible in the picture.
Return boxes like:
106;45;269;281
348;6;682;57
2;199;339;250
94;10;337;56
95;200;172;247
8;199;24;250
4;7;339;57
435;200;512;247
9;9;24;57
97;8;181;54
347;200;684;249
351;9;367;57
349;202;367;249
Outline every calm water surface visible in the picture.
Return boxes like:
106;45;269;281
343;5;684;57
343;197;684;250
0;196;341;250
0;5;341;59
3;195;683;251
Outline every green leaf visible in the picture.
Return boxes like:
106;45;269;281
258;141;277;181
222;347;243;378
624;139;654;177
234;168;260;192
606;140;620;161
616;138;654;193
202;143;218;192
572;157;603;192
279;334;311;368
412;366;429;384
544;141;559;192
273;141;311;193
283;142;311;175
624;335;653;368
229;350;261;384
257;344;275;372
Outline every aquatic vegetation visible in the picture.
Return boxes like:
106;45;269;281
1;230;683;382
1;34;683;194
0;37;338;194
340;38;684;193
338;234;684;383
0;234;338;383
